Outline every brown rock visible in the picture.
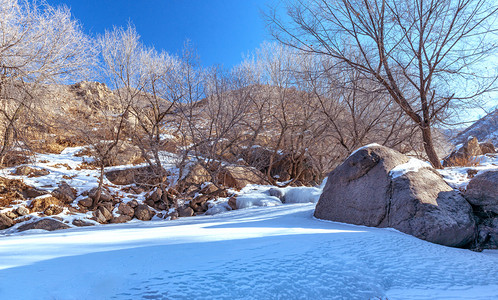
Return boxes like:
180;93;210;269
228;197;237;210
178;206;194;217
51;181;77;204
18;218;70;232
480;142;496;155
72;219;95;227
88;187;113;202
97;206;113;222
23;187;49;199
13;166;50;177
128;199;139;208
443;137;483;167
134;204;154;221
78;197;94;208
0;213;14;229
217;165;266;190
117;202;134;217
29;196;63;212
4;211;17;219
110;215;132;223
15;206;30;216
44;205;63;216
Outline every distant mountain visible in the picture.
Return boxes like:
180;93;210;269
454;109;498;145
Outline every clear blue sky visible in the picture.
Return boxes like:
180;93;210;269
46;0;273;68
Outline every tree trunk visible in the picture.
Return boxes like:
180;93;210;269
421;125;442;169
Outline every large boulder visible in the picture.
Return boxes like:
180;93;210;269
480;142;496;155
315;145;476;247
465;170;498;214
17;218;70;232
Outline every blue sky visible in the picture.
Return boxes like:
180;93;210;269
46;0;272;68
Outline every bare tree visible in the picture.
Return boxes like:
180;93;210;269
267;0;498;168
0;0;94;165
80;24;147;207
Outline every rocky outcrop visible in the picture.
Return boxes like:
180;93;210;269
17;218;70;232
443;137;481;167
29;196;64;212
315;145;476;248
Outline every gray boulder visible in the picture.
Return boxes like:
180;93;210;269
465;170;498;214
18;218;70;232
315;145;476;247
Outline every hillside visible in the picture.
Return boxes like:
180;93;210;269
454;108;498;145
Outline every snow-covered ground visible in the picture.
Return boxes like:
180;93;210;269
0;204;497;299
1;147;498;299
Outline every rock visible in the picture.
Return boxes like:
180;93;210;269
15;206;29;216
117;202;135;217
0;213;14;229
128;199;138;208
18;218;70;232
178;164;211;190
23;187;49;199
443;137;482;167
268;188;284;202
134;204;154;221
105;166;167;186
110;215;132;223
315;145;476;248
228;197;237;210
51;181;77;204
78;197;93;208
88;187;113;202
178;206;194;217
148;189;163;203
479;142;496;155
72;219;95;227
217;165;266;190
44;205;63;216
13;166;50;177
97;206;113;222
29;196;63;212
476;225;498;249
200;182;218;195
465;170;498;214
4;211;17;219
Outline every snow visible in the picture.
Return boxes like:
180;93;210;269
347;143;381;158
0;204;497;299
389;158;432;179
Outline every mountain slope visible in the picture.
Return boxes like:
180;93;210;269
455;108;498;145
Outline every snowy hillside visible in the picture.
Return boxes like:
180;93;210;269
455;108;498;145
0;204;497;300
